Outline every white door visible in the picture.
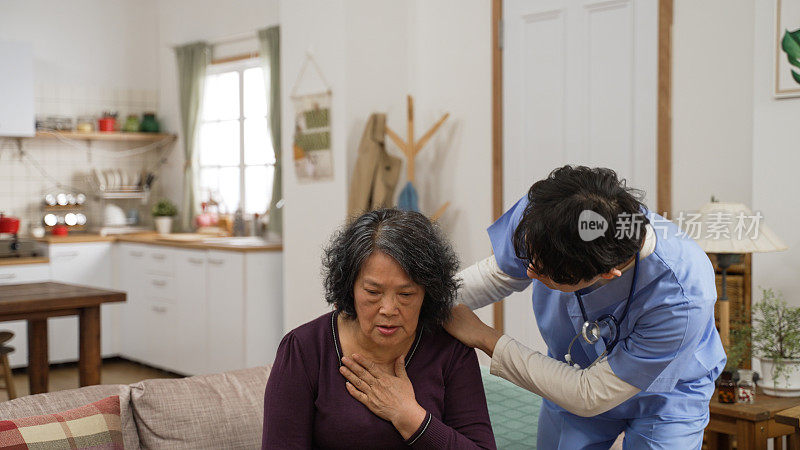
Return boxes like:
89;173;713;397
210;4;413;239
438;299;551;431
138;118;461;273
502;0;658;352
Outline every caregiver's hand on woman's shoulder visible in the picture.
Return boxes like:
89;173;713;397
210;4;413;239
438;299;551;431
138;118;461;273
340;353;427;439
445;304;503;357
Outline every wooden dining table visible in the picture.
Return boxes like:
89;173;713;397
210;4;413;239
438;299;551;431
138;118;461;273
0;282;125;394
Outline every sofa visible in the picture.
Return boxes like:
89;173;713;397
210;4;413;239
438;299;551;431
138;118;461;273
0;364;617;449
0;366;270;449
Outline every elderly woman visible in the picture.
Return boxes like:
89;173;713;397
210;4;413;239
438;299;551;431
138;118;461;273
262;209;495;449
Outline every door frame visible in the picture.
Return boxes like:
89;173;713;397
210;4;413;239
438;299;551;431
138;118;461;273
491;0;674;333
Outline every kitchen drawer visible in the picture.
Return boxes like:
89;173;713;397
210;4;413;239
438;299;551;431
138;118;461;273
144;273;176;302
144;247;175;276
121;244;147;261
0;263;50;284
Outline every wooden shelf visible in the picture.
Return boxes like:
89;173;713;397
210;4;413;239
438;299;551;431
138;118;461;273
98;190;149;200
31;131;176;143
43;205;87;211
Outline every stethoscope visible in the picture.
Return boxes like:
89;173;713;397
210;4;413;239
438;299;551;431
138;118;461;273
565;252;640;370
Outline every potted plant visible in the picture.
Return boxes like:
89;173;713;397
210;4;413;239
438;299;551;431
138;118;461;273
752;288;800;397
152;199;178;235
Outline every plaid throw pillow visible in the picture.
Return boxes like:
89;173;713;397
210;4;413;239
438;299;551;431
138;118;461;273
0;395;123;449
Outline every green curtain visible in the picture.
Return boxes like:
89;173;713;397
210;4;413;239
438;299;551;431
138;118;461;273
258;26;282;237
174;41;211;232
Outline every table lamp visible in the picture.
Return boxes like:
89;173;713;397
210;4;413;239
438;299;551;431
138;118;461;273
693;201;787;348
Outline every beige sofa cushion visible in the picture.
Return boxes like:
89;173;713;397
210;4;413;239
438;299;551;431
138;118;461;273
0;384;138;449
130;366;270;449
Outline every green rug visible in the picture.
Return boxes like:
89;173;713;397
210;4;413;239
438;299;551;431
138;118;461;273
481;366;541;449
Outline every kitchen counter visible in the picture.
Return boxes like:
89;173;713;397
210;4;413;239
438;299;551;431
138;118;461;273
36;235;117;244
35;233;282;252
115;233;283;252
0;256;49;266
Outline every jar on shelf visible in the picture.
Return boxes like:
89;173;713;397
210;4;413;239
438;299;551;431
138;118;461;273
98;113;116;132
76;116;95;133
718;371;736;403
140;112;160;133
123;115;140;132
737;369;756;404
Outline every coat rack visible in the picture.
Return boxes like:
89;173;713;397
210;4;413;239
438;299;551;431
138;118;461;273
385;95;450;221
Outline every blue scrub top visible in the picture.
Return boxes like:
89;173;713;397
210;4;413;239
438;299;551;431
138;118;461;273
488;196;726;420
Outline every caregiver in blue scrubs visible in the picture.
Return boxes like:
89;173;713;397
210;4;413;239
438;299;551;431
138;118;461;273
445;165;726;449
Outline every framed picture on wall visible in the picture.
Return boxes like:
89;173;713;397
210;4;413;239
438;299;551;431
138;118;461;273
775;0;800;98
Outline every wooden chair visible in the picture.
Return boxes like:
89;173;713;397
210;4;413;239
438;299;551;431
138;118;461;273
0;330;17;400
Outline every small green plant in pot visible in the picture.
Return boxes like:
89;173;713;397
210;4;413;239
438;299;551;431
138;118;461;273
152;199;178;235
752;288;800;397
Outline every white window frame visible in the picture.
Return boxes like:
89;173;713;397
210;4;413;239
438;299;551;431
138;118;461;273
199;57;273;215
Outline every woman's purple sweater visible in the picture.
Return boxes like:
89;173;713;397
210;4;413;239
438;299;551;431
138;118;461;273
262;311;496;449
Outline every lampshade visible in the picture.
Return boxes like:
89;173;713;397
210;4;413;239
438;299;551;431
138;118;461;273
691;202;787;254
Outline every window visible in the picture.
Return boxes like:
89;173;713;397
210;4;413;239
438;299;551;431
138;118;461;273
198;59;274;215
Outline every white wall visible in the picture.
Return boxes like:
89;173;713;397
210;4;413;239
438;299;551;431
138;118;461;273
0;0;159;89
672;0;799;309
0;0;162;230
671;0;755;215
279;0;349;330
279;0;495;333
155;0;280;209
751;0;800;308
408;0;495;329
672;0;800;374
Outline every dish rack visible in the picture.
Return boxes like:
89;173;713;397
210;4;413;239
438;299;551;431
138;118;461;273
86;169;155;235
87;169;154;202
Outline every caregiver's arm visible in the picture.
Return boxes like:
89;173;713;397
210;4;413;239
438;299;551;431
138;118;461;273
457;255;531;310
445;305;640;418
490;336;640;417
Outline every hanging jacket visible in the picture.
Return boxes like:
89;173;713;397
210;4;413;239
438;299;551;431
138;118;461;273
347;113;402;217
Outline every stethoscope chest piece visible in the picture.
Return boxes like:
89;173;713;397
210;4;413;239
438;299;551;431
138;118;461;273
581;320;601;344
581;314;619;345
566;252;640;370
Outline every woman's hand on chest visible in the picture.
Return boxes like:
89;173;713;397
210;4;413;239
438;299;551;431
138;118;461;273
340;353;427;439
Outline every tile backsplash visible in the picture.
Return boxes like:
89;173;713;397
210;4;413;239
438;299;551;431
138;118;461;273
0;84;169;234
35;83;159;124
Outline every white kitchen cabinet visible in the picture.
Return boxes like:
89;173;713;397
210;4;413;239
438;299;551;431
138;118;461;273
244;251;283;368
47;242;114;362
140;299;178;370
117;243;181;366
116;244;282;376
0;42;34;137
172;249;208;375
145;247;176;276
0;263;50;368
206;250;245;373
117;243;148;364
2;241;283;377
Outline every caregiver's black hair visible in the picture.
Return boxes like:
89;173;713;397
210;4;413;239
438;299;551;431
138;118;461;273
322;208;460;329
513;165;649;285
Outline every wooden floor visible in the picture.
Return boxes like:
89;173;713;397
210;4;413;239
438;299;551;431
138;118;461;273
0;358;181;402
